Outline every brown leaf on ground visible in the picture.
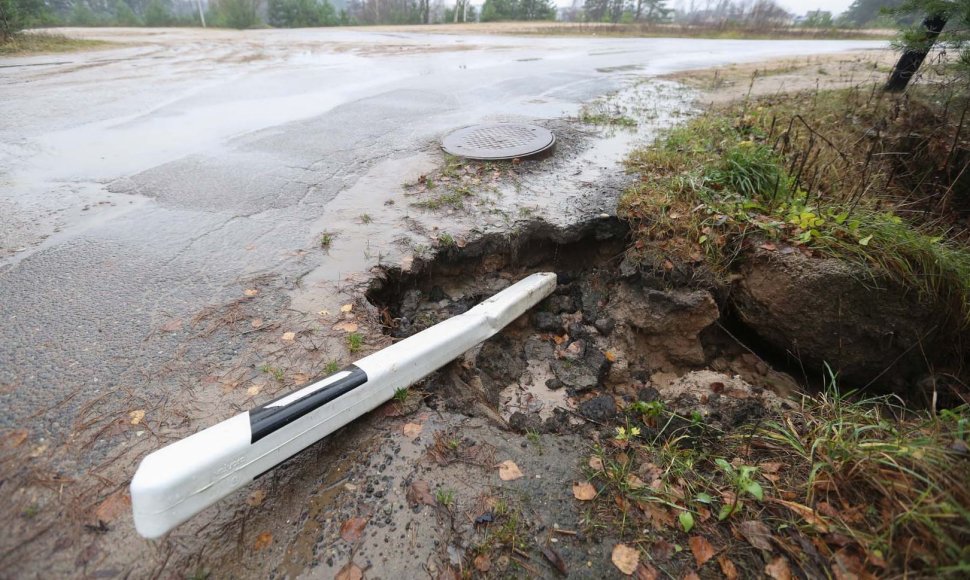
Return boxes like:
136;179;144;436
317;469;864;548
402;422;422;438
650;539;676;561
333;321;359;333
340;517;368;544
253;531;273;550
759;461;783;473
626;474;646;489
771;498;829;532
340;304;354;313
334;562;363;580
639;501;675;529
437;566;459;580
635;562;659;580
473;553;491;572
611;543;640;575
683;572;701;580
588;456;604;471
738;520;774;550
765;556;792;580
688;536;716;567
94;490;131;523
246;489;266;507
572;482;596;501
281;331;296;341
292;372;310;385
406;480;435;507
541;546;568;575
244;288;259;297
498;460;523;481
160;318;183;332
718;556;739;580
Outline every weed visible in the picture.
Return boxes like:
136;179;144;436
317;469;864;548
437;233;455;247
319;232;335;248
412;189;472;211
21;504;39;519
435;488;455;508
613;425;641;443
0;33;111;56
393;387;409;404
324;360;340;374
258;364;285;382
359;213;373;224
347;333;363;353
713;459;763;520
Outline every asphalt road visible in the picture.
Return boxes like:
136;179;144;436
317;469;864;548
0;29;884;430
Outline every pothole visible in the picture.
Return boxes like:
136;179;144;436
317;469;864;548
365;217;800;436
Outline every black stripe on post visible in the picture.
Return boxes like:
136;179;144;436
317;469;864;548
249;365;368;443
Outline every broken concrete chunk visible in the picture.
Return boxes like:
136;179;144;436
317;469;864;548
533;311;564;333
551;359;599;392
578;395;616;422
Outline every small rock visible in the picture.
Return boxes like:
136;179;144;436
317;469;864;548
545;295;576;313
637;387;660;403
567;322;588;340
534;311;564;333
578;396;616;422
545;378;563;390
562;340;586;360
551;359;599;391
508;411;542;434
594;318;615;336
429;286;450;302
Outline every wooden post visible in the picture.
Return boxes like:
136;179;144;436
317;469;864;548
885;14;948;92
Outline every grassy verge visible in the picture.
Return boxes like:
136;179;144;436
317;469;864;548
619;88;970;326
0;32;112;56
510;22;894;41
583;387;970;576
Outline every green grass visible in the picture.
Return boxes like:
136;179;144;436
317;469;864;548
359;213;373;224
436;233;455;247
393;386;409;403
581;377;970;575
324;360;340;374
435;488;455;508
620;90;970;326
319;232;335;248
347;332;363;353
258;364;285;382
412;188;472;211
0;32;112;56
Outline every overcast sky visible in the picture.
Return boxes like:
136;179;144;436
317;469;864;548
775;0;854;16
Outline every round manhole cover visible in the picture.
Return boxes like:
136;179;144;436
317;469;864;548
441;123;555;160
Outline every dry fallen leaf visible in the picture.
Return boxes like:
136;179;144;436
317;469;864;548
771;499;829;532
406;480;435;507
333;321;359;333
688;536;717;567
473;553;491;572
340;304;354;313
253;531;273;550
718;556;739;580
334;562;363;580
244;288;259;297
572;482;597;501
541;546;568;576
588;456;604;471
340;517;367;543
497;460;523;481
94;490;131;523
402;423;422;439
246;489;266;507
292;373;310;385
626;474;646;490
247;384;262;396
281;331;296;342
635;562;659;580
738;520;774;551
129;410;145;425
611;543;640;575
765;556;793;580
250;318;263;328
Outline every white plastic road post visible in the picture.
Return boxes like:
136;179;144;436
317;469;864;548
131;272;557;538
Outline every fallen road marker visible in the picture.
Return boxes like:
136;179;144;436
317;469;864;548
131;272;557;538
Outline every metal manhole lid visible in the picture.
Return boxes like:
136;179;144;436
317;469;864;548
442;123;555;160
